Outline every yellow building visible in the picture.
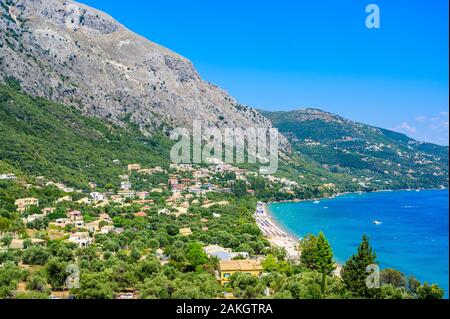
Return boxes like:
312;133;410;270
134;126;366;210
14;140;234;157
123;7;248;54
56;195;72;203
179;227;192;236
15;198;39;212
219;260;263;285
127;164;141;172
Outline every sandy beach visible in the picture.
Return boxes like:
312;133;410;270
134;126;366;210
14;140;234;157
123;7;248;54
255;203;300;261
256;202;343;276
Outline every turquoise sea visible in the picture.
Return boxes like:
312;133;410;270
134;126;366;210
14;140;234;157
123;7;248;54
268;189;449;297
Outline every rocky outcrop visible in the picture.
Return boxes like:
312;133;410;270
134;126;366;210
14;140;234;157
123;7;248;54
0;0;288;149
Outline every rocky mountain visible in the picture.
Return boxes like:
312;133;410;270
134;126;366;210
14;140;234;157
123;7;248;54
1;0;447;191
0;0;286;147
261;109;449;189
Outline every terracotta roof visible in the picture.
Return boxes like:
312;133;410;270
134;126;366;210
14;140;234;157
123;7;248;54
134;212;147;217
219;260;263;272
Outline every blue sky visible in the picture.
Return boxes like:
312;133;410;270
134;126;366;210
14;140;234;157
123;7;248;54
81;0;449;145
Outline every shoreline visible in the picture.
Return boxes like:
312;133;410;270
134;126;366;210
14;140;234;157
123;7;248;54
262;187;448;247
266;187;449;206
257;203;343;276
262;188;448;279
262;203;300;242
255;203;300;261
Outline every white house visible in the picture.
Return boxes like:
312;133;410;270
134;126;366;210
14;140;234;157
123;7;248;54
90;192;105;202
120;181;132;190
117;190;136;198
100;225;114;234
41;207;55;215
68;232;92;248
203;245;249;261
158;208;170;215
52;218;71;228
22;214;45;224
0;173;16;181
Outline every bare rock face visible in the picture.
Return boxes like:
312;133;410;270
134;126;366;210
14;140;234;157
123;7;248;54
0;0;289;149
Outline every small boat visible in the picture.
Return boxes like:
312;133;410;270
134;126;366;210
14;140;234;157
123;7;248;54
373;220;382;225
313;201;320;204
416;189;421;192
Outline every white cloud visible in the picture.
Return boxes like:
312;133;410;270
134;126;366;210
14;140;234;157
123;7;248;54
395;122;417;134
429;120;449;131
393;111;449;145
415;115;427;123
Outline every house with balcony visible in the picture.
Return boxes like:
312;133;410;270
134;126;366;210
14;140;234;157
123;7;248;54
50;218;72;228
219;260;263;285
68;232;92;248
67;210;83;221
15;198;39;212
90;192;105;202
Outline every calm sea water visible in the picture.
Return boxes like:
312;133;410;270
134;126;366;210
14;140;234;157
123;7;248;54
268;189;449;297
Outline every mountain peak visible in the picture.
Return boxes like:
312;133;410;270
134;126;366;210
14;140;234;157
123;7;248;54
1;0;288;148
262;107;349;125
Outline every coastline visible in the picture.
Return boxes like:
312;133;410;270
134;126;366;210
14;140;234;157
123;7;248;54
262;187;448;244
255;203;300;261
266;187;449;206
258;203;343;276
263;203;300;242
263;188;449;282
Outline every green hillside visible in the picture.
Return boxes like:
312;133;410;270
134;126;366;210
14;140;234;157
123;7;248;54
1;81;447;193
0;81;173;189
262;108;449;190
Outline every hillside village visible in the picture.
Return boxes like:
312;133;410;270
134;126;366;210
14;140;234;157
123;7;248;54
0;160;308;299
1;158;444;299
262;109;449;191
0;0;446;301
3;159;303;244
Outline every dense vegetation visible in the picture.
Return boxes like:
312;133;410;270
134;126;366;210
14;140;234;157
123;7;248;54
262;109;449;190
0;81;446;300
2;81;447;196
0;82;172;190
0;195;443;300
0;81;349;196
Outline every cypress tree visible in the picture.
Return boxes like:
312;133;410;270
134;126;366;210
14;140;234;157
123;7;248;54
299;233;318;270
316;232;335;298
341;235;379;298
